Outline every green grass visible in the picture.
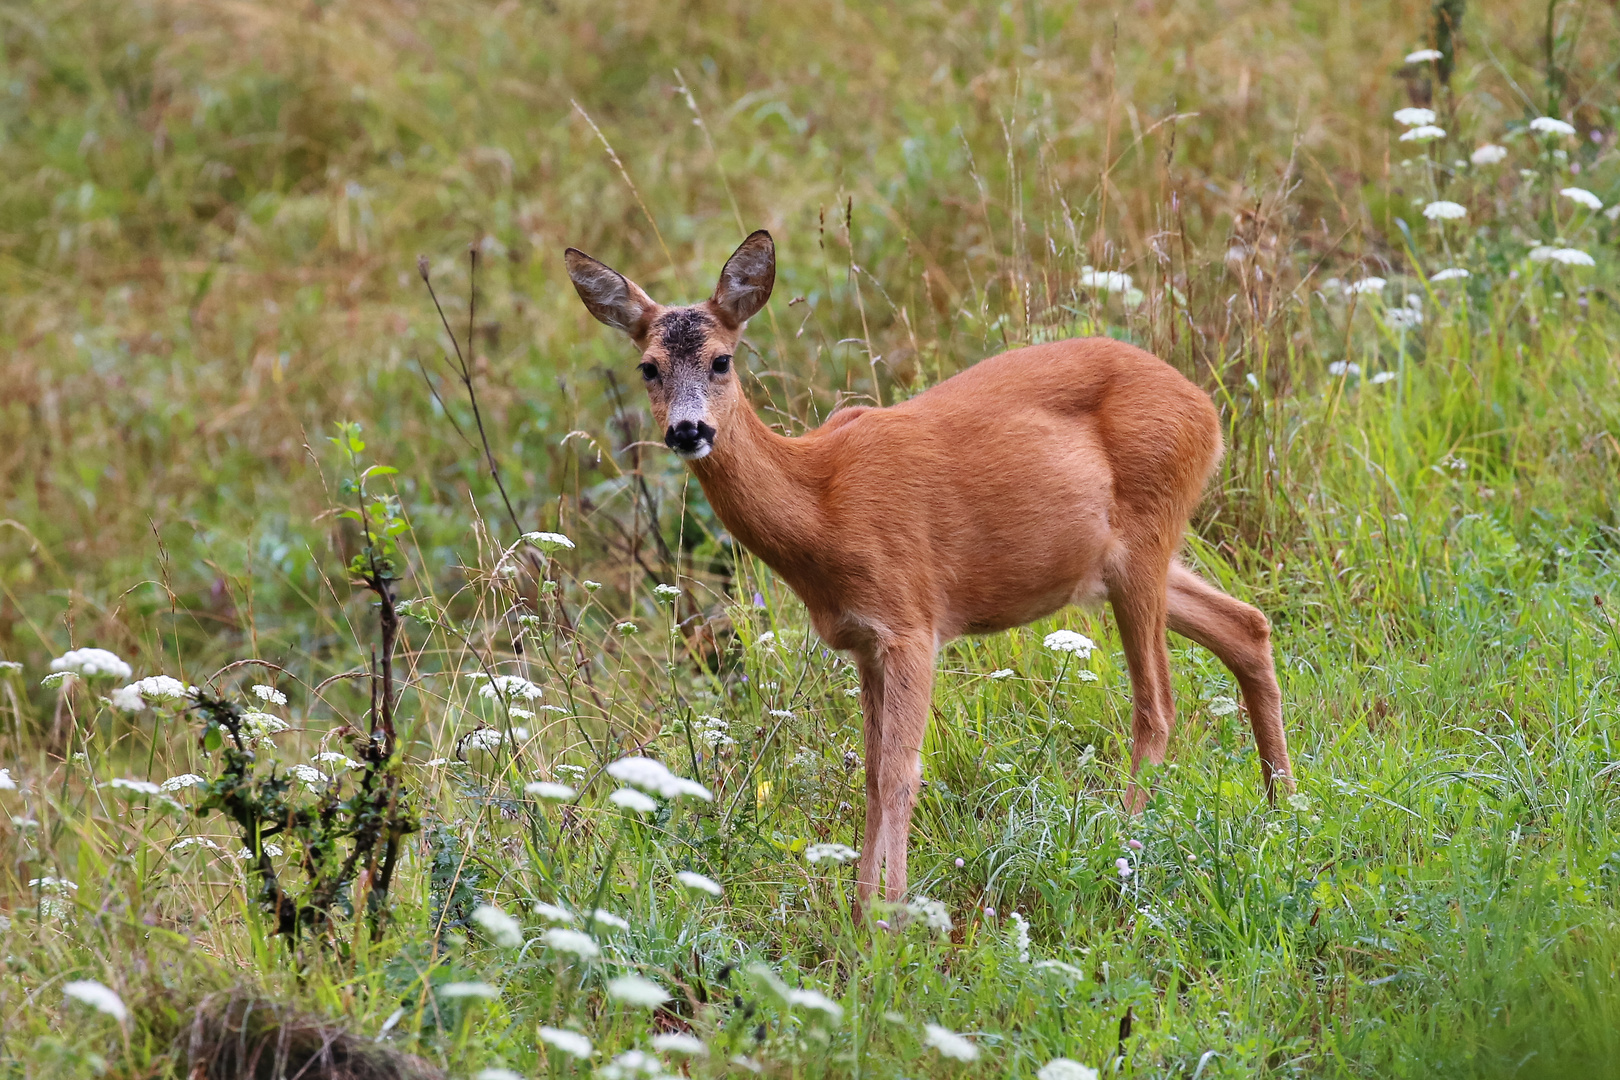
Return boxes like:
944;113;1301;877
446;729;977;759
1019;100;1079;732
3;0;1620;1077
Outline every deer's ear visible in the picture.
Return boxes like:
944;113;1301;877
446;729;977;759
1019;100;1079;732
711;230;775;328
564;248;656;334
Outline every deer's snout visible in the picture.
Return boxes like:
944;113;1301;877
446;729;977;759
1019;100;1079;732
665;419;717;459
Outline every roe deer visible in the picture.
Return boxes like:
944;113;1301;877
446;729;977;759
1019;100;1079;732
565;230;1294;907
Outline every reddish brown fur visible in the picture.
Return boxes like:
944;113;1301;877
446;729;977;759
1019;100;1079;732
566;233;1294;909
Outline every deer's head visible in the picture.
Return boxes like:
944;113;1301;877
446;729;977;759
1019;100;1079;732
564;231;775;461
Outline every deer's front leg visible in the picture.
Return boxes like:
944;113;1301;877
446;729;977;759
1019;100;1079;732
853;654;886;912
868;635;936;904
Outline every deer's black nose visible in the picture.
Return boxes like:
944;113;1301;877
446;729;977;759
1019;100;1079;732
665;419;716;456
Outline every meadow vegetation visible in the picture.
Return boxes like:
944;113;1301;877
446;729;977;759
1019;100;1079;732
2;0;1620;1076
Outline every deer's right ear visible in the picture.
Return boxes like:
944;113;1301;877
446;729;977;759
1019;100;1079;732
564;249;655;335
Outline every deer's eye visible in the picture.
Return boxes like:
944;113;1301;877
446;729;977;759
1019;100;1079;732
712;355;732;375
639;362;659;382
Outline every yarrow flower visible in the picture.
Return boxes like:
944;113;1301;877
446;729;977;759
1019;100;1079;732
542;927;601;959
313;752;359;771
1430;268;1470;282
533;901;576;923
104;778;162;795
1392;107;1436;126
605;756;712;800
522;531;575;552
1346;277;1386;295
1422;200;1466;220
805;842;859;865
0;769;15;791
471;904;525;948
988;669;1014;679
112;675;194;712
906;896;954;934
64;980;127;1022
109;686;146;712
598;1050;667;1080
240;711;289;744
288;764;329;788
675;870;723;896
610;788;659;814
525;780;576;801
1369;371;1398;385
1529;246;1596;266
538;1026;593;1060
437;982;499;1000
653;583;681;603
923;1023;980;1062
250;684;287;705
1207;696;1240;717
1529;116;1577;137
606;974;670;1008
50;648;132;680
651;1032;708;1057
1038;1060;1100;1080
696;716;735;749
787;988;845;1022
1043;629;1095;657
1560;187;1604;211
1399;125;1445;142
591;909;630;931
1403;49;1442;63
1470;144;1507;165
475;674;543;702
160;773;206;792
1008;910;1031;962
1078;266;1132;293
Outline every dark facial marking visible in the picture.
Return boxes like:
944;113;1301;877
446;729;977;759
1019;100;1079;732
656;308;716;364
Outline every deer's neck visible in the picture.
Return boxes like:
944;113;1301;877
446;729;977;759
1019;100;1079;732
689;399;825;579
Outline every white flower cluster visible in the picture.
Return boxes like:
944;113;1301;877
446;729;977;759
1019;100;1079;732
906;896;954;934
1043;629;1095;657
923;1023;979;1062
468;672;544;701
675;870;723;896
1078;267;1132;293
696;715;735;748
522;531;575;552
538;1026;593;1060
471;904;524;948
50;648;132;680
111;675;194;712
251;684;287;705
606;756;712;801
1528;245;1596;267
525;780;576;801
804;842;859;865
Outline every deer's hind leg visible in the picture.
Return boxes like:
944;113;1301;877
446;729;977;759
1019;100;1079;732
1166;559;1294;796
1107;544;1177;814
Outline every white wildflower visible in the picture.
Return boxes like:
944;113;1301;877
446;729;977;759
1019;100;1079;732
160;773;206;792
131;676;195;701
1078;267;1132;293
422;757;451;767
29;876;77;891
0;769;14;791
241;711;289;741
1347;277;1386;295
1470;144;1507;165
1392;107;1436;126
478;674;543;701
599;1050;666;1079
538;1026;593;1060
591;909;629;931
1008;910;1031;962
805;843;859;865
542;927;600;958
1369;371;1398;385
1207;696;1240;717
1530;246;1596;266
606;756;711;801
313;752;359;771
1039;1060;1100;1080
923;1024;979;1062
651;1032;708;1057
522;531;575;552
1288;792;1312;812
697;716;735;748
64;980;127;1022
615;621;639;634
171;836;223;851
471;905;524;948
238;842;284;858
1403;49;1442;64
1398;125;1445;142
464;729;505;753
1430;267;1469;282
1328;361;1362;377
50;648;132;680
250;684;287;705
653;583;681;603
437;981;499;1000
1043;629;1095;657
1116;857;1133;879
1385;307;1423;330
1560;187;1603;211
1422;200;1466;220
906;896;954;934
533;901;576;923
104;778;162;795
476;1069;523;1080
610;788;659;814
787;988;845;1022
1529;116;1576;137
768;708;794;720
289;764;329;788
582;580;602;591
606;974;669;1008
0;661;19;673
525;781;576;801
675;870;723;896
110;686;147;712
1033;959;1086;980
988;669;1014;679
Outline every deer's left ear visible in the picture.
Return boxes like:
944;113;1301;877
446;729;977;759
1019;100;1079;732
711;230;775;328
